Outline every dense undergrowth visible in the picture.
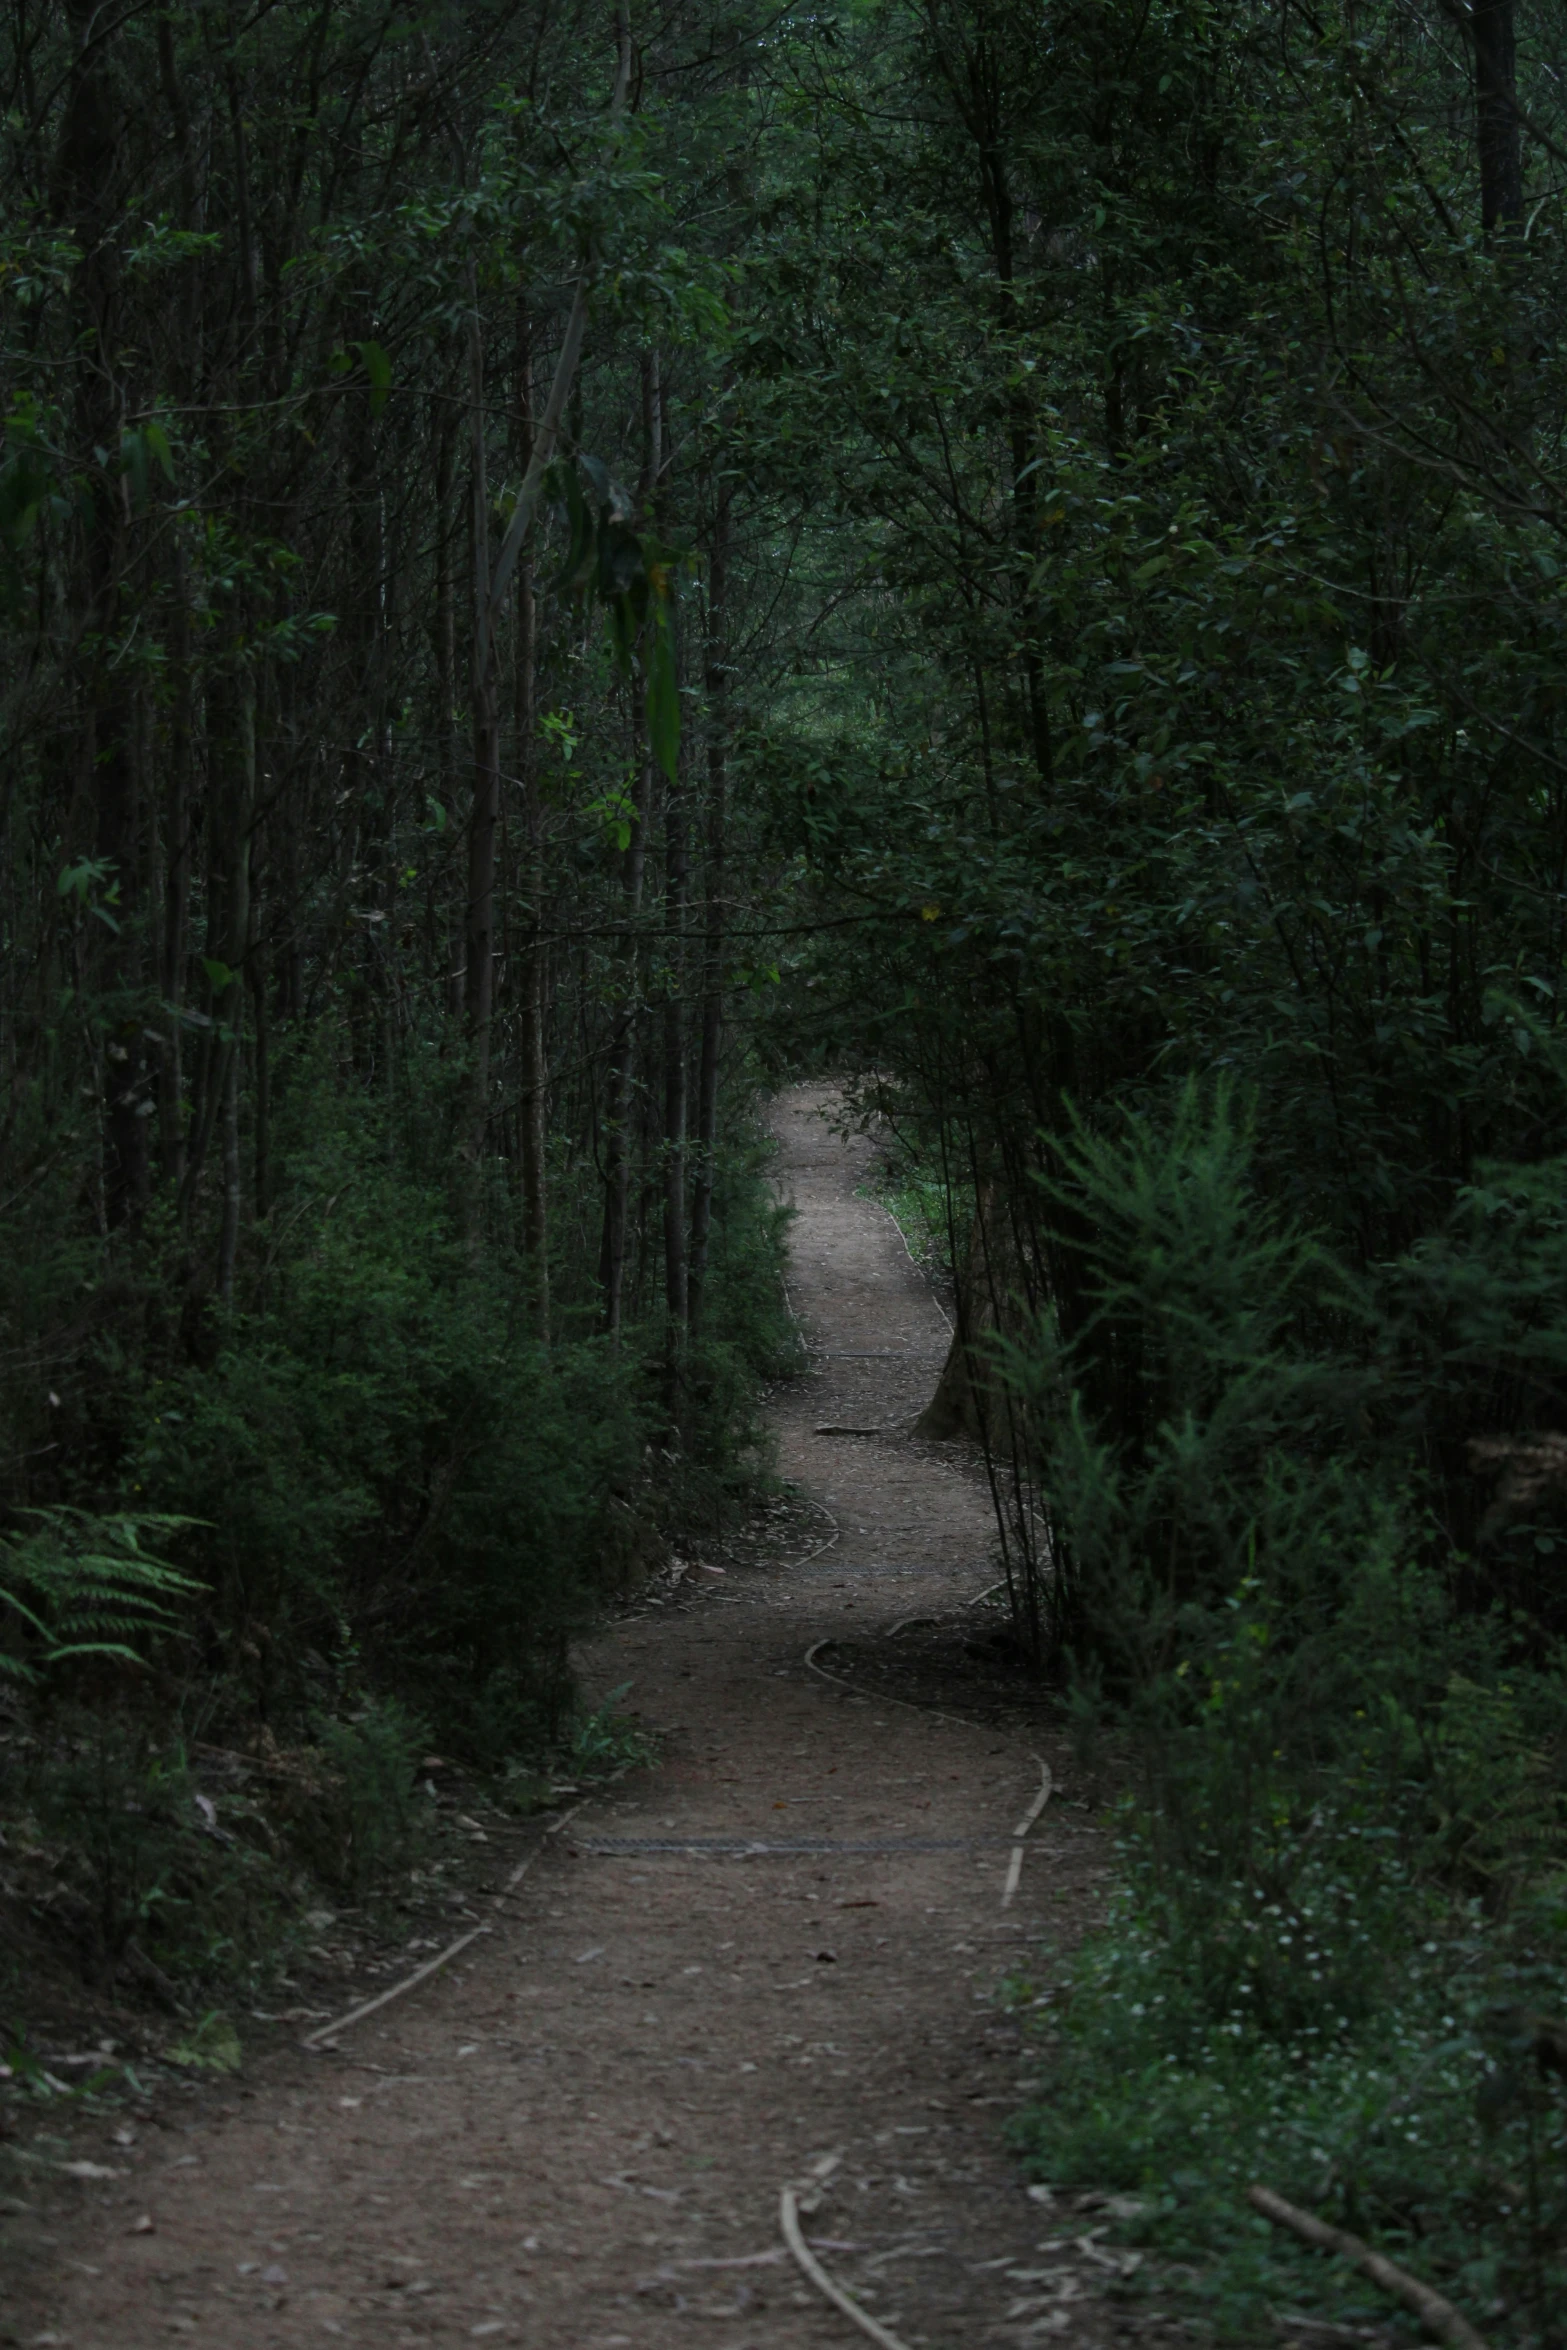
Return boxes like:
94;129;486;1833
0;1047;796;2027
933;1082;1567;2348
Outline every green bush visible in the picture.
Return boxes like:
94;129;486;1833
1013;1857;1567;2345
305;1699;431;1895
996;1078;1567;2345
124;1080;652;1752
23;1712;288;1994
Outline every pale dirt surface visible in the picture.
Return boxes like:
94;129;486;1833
3;1086;1165;2350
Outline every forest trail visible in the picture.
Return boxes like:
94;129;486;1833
10;1087;1130;2350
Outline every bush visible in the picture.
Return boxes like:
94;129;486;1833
0;1042;794;2021
303;1699;431;1895
995;1077;1567;2346
21;1711;288;1996
1013;1857;1567;2345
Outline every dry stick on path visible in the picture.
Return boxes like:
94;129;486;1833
780;2185;918;2350
301;1799;591;2049
1001;1757;1053;1908
1246;2185;1491;2350
801;1636;970;1730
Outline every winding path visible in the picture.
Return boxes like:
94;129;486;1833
14;1086;1124;2350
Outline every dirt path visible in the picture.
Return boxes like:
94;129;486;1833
7;1087;1133;2350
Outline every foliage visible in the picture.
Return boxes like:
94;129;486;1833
1012;1855;1567;2346
0;1509;198;1683
563;1683;658;1780
5;13;1567;2340
22;1714;289;1992
991;1086;1567;2342
305;1702;432;1897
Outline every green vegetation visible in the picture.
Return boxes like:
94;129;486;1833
6;0;1567;2331
995;1089;1567;2342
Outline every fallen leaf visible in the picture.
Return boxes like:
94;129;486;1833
128;2214;155;2234
59;2161;122;2180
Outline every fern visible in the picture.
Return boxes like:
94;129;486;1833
0;1506;200;1680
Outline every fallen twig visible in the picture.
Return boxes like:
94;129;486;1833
1246;2185;1490;2350
784;1497;842;1573
802;1635;971;1729
302;1923;492;2048
303;1805;582;2048
1001;1757;1054;1910
780;2185;916;2350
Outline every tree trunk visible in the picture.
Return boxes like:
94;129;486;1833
215;675;256;1306
466;290;500;1193
159;538;196;1191
1473;0;1523;237
514;310;550;1343
916;1183;1014;1443
688;484;731;1332
598;725;652;1340
56;0;149;1231
662;776;689;1334
599;348;663;1337
434;395;464;1021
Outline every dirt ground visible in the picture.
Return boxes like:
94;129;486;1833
2;1085;1169;2350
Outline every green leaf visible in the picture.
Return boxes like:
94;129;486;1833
606;593;635;677
143;419;176;484
0;448;50;551
354;339;392;415
644;610;680;785
548;463;594;598
202;957;235;995
119;428;149;509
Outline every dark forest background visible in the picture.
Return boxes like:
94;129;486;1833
7;0;1567;2335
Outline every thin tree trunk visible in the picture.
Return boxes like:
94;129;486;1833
662;774;689;1334
466;288;500;1195
1473;0;1523;236
159;539;195;1190
688;485;730;1332
599;346;663;1337
514;310;550;1342
250;940;271;1220
216;675;255;1306
58;0;149;1231
434;396;464;1021
598;723;652;1340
